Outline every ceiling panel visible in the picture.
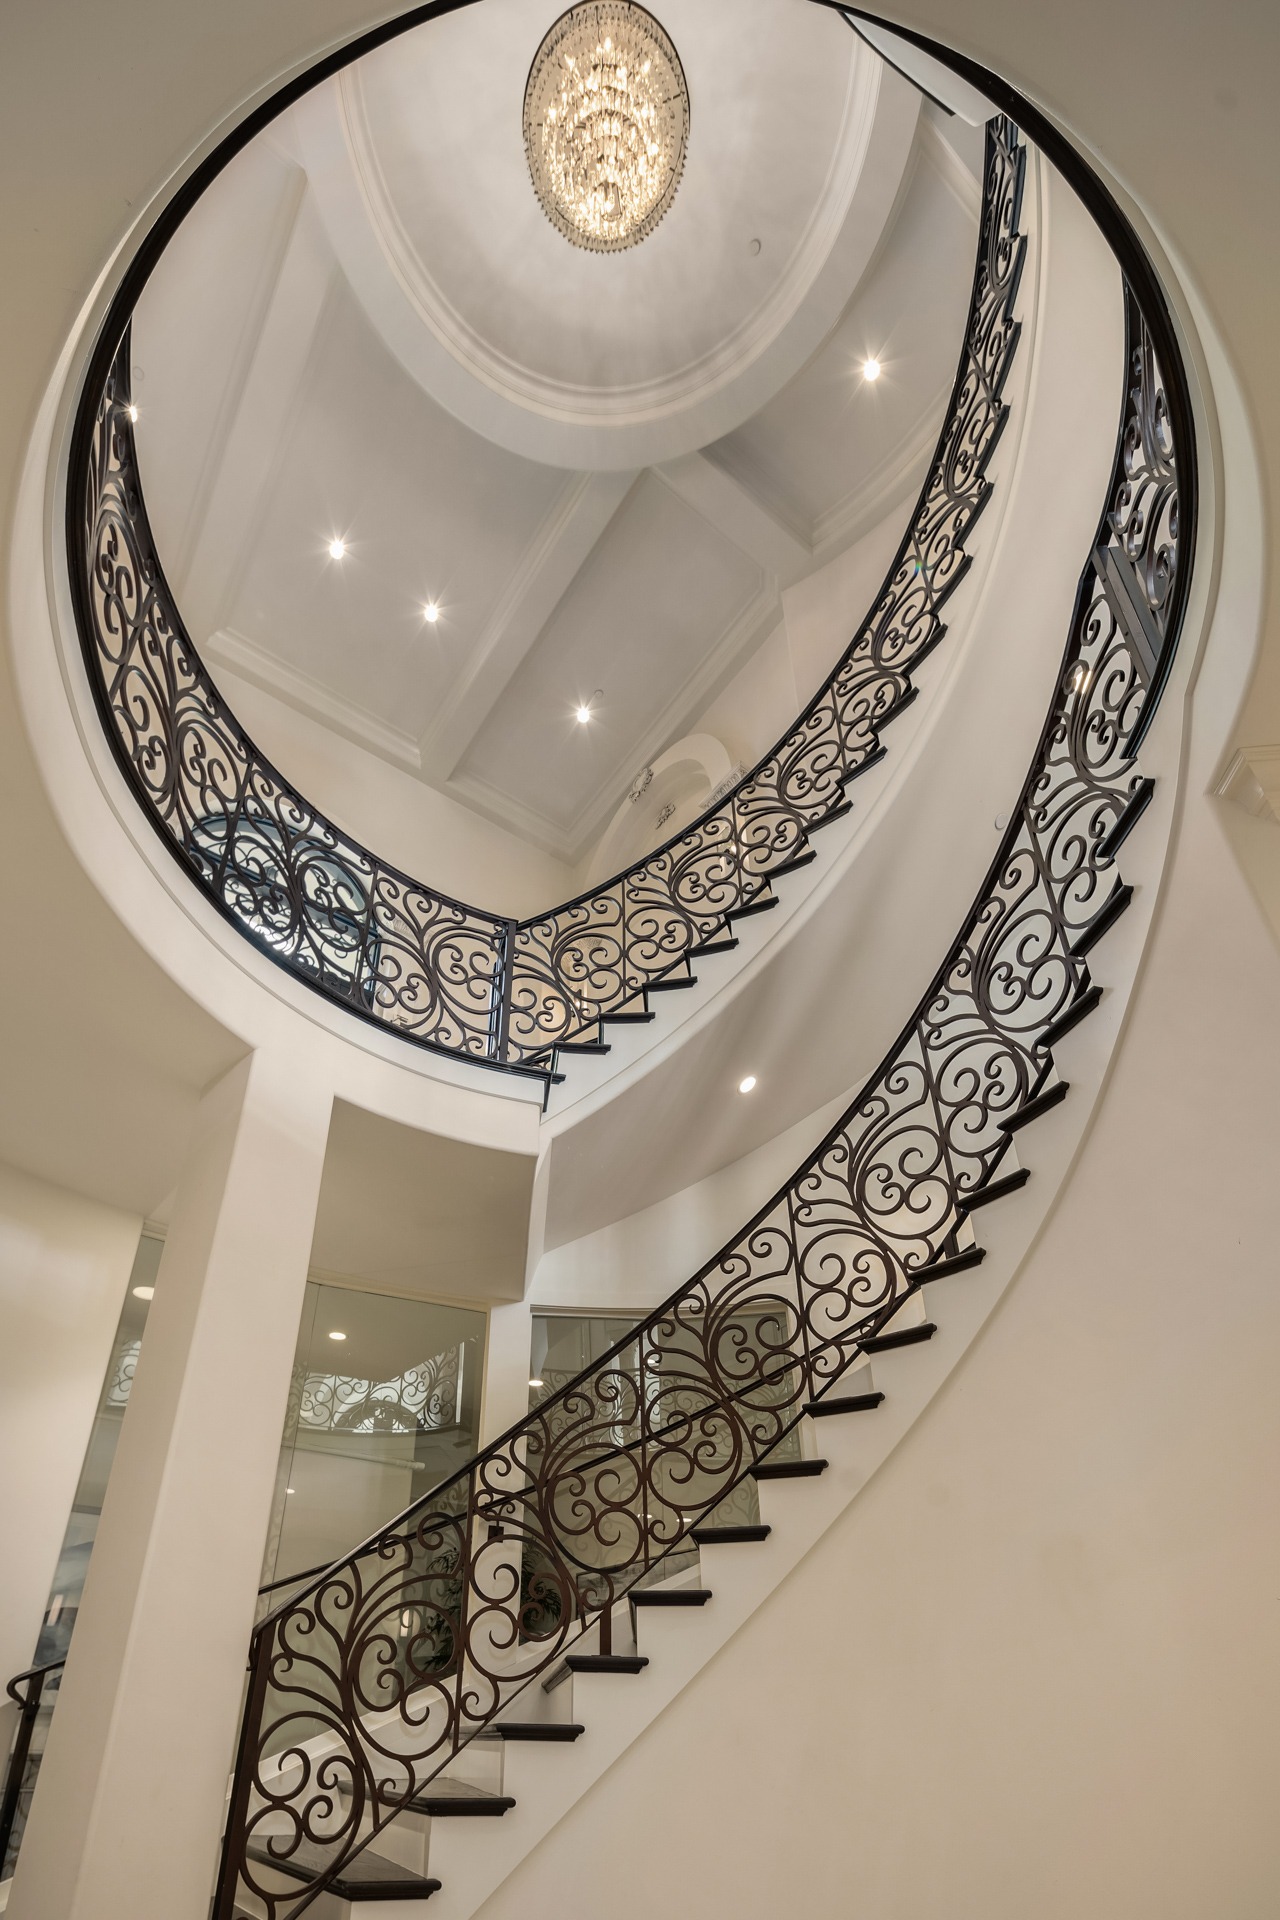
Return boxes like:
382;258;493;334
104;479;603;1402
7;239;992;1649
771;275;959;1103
226;278;570;740
705;130;979;538
456;470;765;837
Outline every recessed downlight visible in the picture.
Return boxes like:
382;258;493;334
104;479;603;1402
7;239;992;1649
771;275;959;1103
328;1330;347;1342
328;537;347;560
127;403;139;423
529;1377;544;1388
132;1284;155;1300
575;706;593;724
862;358;882;382
738;1075;757;1094
423;602;440;624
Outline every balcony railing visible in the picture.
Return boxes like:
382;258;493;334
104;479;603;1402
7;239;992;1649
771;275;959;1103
72;117;1025;1076
203;108;1195;1915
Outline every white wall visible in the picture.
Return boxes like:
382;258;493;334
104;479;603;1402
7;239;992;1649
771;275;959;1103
0;1163;139;1743
212;662;576;919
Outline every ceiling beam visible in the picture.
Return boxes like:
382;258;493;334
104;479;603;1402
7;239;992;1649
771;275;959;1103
180;185;334;639
653;452;812;586
418;468;637;783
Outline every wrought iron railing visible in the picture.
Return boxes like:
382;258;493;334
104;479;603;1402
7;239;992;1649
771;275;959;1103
209;120;1195;1914
73;118;1025;1074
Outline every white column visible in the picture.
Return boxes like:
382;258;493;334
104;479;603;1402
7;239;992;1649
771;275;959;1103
8;1047;332;1920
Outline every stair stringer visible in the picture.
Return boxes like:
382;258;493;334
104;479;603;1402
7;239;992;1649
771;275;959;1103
419;676;1190;1920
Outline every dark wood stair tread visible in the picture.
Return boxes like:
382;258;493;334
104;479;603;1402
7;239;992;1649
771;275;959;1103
490;1721;584;1741
959;1166;1030;1213
647;971;698;991
543;1653;649;1692
690;1523;771;1544
247;1837;441;1900
630;1587;712;1607
862;1323;936;1354
408;1785;515;1817
805;1391;884;1416
729;891;778;921
751;1458;828;1480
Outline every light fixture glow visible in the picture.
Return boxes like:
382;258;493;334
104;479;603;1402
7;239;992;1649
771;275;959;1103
575;705;593;724
287;1487;296;1494
328;1330;347;1341
132;1284;155;1300
422;602;440;624
529;1377;544;1389
738;1075;757;1093
862;358;882;383
328;537;347;560
524;2;690;253
127;403;139;423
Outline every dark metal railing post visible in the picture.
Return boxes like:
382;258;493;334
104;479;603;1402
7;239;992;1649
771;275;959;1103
0;1667;48;1879
495;918;518;1064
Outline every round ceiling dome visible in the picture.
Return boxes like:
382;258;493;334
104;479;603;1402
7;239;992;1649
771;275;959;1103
523;2;690;253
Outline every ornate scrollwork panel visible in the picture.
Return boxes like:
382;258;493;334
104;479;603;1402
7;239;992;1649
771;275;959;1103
215;132;1194;1919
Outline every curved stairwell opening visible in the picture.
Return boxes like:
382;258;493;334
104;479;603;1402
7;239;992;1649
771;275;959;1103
69;34;1022;1088
171;85;1194;1917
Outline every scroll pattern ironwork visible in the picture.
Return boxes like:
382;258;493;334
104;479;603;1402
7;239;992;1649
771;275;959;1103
507;117;1025;1061
213;271;1193;1920
76;120;1025;1076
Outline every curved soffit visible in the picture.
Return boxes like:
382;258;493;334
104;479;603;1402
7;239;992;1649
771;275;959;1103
294;0;920;467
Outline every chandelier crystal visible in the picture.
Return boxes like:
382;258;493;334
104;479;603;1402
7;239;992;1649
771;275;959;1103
523;2;690;253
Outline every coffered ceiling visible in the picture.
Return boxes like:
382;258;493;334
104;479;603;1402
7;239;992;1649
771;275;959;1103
132;0;985;865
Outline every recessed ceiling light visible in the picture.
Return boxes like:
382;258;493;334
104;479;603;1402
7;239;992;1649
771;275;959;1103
529;1377;544;1388
738;1075;757;1093
328;1330;347;1341
132;1284;155;1300
286;1487;296;1494
328;537;347;559
862;358;882;383
575;705;593;724
422;602;440;624
127;404;139;423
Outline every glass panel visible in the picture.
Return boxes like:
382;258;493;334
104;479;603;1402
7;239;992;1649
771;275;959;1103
260;1283;487;1593
3;1232;160;1880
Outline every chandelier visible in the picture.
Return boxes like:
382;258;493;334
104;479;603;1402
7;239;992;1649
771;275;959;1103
523;2;690;253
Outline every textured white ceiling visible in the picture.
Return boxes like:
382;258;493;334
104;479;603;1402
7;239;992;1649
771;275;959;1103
132;0;983;869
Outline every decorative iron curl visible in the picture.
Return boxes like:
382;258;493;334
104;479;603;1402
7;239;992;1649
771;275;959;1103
214;150;1193;1915
76;119;1025;1079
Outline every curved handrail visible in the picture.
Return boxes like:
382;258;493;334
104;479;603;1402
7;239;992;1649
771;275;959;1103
211;108;1196;1916
73;105;1024;1075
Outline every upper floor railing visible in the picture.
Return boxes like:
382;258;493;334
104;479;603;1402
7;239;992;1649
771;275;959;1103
73;117;1025;1076
209;108;1197;1915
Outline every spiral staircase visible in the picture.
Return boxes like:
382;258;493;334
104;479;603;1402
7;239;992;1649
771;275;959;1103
4;1;1264;1917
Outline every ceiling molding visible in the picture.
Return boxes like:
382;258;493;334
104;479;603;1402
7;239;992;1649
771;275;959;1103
1216;744;1280;823
206;625;422;771
418;468;639;783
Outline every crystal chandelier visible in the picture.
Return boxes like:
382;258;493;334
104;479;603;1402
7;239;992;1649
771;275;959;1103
523;2;690;254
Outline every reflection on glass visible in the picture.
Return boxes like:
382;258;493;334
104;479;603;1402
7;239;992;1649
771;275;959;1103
260;1282;487;1594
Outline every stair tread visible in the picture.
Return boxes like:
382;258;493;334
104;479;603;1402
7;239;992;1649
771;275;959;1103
247;1837;441;1898
805;1391;884;1415
689;1523;771;1543
729;891;778;920
647;972;698;991
631;1587;712;1606
862;1322;937;1354
565;1653;649;1671
408;1781;515;1816
544;1651;649;1691
751;1457;828;1480
960;1166;1030;1212
490;1721;585;1741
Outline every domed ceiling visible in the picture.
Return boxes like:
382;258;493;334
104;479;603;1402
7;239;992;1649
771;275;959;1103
132;0;987;880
